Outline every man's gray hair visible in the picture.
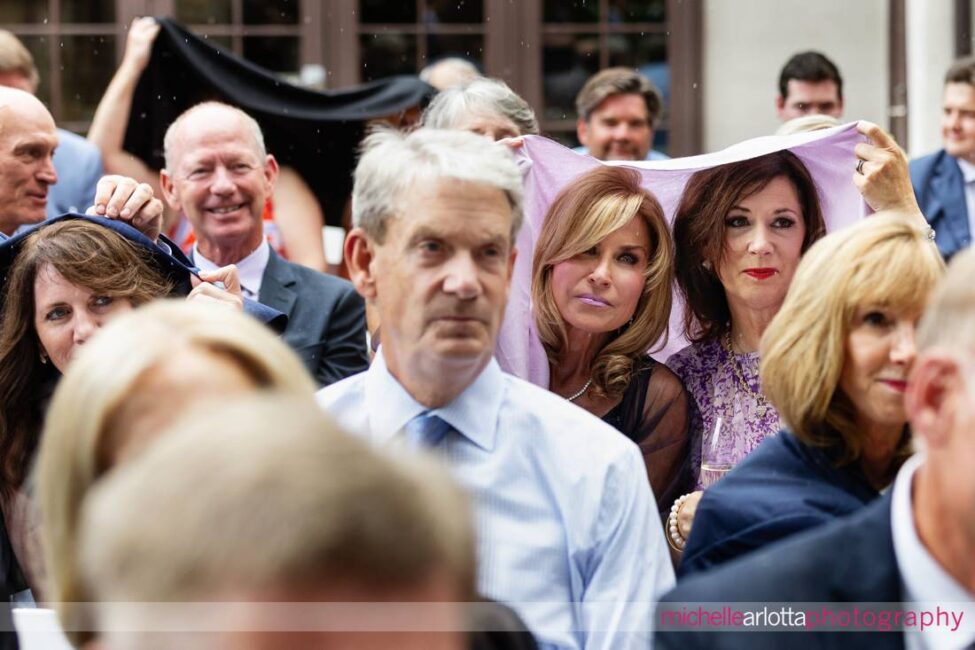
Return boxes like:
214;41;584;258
352;127;524;242
917;246;975;354
421;78;539;136
162;101;268;170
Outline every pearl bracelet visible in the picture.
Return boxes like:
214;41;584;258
667;493;692;551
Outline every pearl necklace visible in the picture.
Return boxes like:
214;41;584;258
566;378;593;402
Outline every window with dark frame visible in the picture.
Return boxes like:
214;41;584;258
1;0;118;134
2;0;700;154
539;0;669;150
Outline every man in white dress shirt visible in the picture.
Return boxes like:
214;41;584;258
317;127;674;650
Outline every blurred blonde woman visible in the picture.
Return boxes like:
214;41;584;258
680;213;944;576
532;165;693;512
35;300;315;645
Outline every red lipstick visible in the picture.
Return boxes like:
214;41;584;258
744;268;777;280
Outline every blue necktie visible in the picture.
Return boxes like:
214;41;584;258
402;412;452;450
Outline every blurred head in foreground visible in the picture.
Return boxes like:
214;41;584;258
36;300;317;644
79;393;474;650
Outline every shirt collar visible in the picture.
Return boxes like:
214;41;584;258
957;157;975;184
193;239;269;297
891;453;975;649
364;349;502;451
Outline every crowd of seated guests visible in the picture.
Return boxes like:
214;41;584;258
1;16;974;650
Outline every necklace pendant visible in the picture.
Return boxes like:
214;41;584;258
756;404;767;418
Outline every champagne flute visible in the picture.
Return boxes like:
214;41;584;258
700;416;733;488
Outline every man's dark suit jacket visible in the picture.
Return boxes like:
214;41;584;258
258;249;368;386
656;494;904;650
910;149;972;259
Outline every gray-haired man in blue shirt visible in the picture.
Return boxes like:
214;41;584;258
318;127;674;650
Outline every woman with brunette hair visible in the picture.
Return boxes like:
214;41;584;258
668;153;825;451
532;165;694;512
0;220;178;593
680;213;943;575
663;150;825;548
0;217;242;597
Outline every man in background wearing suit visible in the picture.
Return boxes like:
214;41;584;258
656;247;975;650
160;101;368;385
911;57;975;259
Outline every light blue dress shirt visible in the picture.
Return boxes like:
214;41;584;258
48;129;103;218
954;157;975;245
317;353;674;650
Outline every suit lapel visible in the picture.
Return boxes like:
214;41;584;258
829;495;901;599
259;249;298;318
929;154;971;252
824;495;905;650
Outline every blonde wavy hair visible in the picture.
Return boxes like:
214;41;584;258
35;300;316;645
760;213;945;463
532;166;673;399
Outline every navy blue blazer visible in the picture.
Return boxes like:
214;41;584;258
680;431;879;577
657;494;904;650
258;249;368;387
910;149;972;259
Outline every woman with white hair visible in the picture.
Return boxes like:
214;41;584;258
421;77;539;141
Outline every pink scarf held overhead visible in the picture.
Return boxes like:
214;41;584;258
497;123;870;388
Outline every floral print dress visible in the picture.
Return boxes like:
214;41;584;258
666;337;783;490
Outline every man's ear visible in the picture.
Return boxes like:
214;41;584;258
263;153;280;193
506;245;517;289
775;95;787;119
159;169;179;211
906;351;959;450
576;118;589;147
345;228;378;301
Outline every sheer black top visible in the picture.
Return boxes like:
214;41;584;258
602;357;698;514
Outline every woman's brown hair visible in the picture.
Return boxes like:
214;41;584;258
0;220;175;495
673;150;826;343
532;166;674;399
